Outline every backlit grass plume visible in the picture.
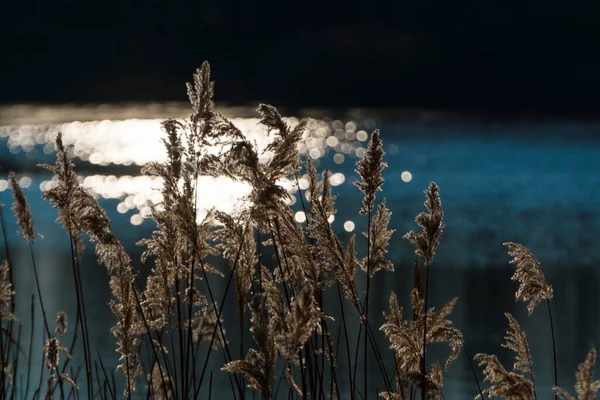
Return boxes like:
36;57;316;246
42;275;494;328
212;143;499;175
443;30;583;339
9;172;35;243
380;287;462;399
504;242;553;315
360;199;394;277
354;129;387;216
554;347;600;400
404;182;444;266
404;182;445;400
504;241;558;399
475;313;535;400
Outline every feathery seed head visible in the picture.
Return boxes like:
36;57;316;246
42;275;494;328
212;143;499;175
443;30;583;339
187;61;214;118
554;346;600;400
404;182;444;265
354;129;387;215
504;242;553;315
9;172;36;243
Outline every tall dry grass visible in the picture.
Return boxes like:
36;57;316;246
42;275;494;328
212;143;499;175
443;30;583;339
0;61;597;399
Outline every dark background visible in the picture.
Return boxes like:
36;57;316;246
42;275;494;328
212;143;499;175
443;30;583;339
2;0;600;114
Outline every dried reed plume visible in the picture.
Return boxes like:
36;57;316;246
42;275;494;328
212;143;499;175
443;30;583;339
404;182;444;266
505;242;558;398
43;132;143;395
504;242;553;315
404;182;445;400
554;347;600;400
9;172;36;243
354;129;387;216
361;199;394;277
474;313;535;399
380;289;462;371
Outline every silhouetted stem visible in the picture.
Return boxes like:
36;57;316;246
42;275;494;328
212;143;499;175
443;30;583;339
421;260;430;400
547;299;557;400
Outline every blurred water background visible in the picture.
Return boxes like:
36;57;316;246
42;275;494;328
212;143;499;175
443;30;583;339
1;103;600;398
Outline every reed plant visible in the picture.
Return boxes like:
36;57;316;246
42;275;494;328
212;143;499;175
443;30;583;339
0;62;597;399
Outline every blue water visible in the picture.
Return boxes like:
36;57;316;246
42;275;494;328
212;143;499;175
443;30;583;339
1;108;600;398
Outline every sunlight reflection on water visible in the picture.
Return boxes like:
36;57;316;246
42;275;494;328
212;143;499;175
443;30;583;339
0;106;386;229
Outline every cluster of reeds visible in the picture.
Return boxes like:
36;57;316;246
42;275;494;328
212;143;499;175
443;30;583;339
0;62;598;399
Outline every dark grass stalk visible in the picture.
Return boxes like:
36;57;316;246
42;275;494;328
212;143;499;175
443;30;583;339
239;310;245;398
547;299;558;400
269;222;317;398
27;243;51;340
67;236;93;399
270;215;323;400
273;360;290;398
132;281;178;391
271;217;311;399
97;350;117;400
35;324;45;400
309;335;326;400
129;284;171;399
208;370;213;400
460;339;485;399
325;323;337;400
111;370;117;400
293;176;357;400
11;325;22;400
197;258;244;398
141;337;153;392
94;361;104;399
136;376;144;400
168;329;179;399
186;251;196;399
59;307;82;386
68;366;81;400
194;215;255;398
421;260;431;400
195;254;244;397
58;137;93;399
24;295;35;400
173;277;187;398
334;316;344;394
364;209;372;400
303;341;316;398
352;324;363;399
358;300;393;394
71;245;93;398
335;283;355;400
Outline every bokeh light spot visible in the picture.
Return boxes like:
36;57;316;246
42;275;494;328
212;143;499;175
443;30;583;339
343;221;355;232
